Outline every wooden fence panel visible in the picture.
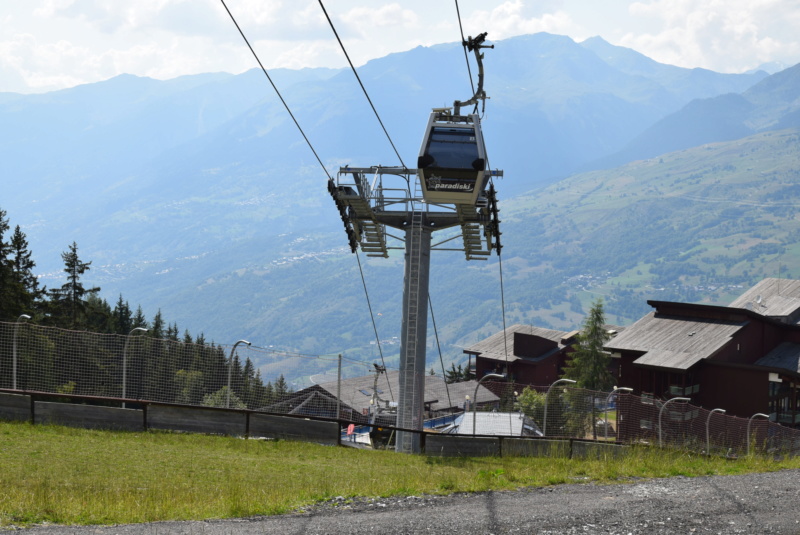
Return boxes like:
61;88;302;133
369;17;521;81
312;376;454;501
249;414;339;445
147;405;246;436
0;393;30;422
503;438;570;458
35;402;143;431
424;435;500;457
571;440;628;459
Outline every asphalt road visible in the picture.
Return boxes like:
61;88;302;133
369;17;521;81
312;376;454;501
12;469;800;534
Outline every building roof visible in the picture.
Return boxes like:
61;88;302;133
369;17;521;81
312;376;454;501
729;278;800;320
755;342;800;375
462;324;573;363
315;370;499;414
605;311;746;371
439;411;543;437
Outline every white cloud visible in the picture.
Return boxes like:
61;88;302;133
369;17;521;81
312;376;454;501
340;4;418;29
2;0;800;93
622;0;800;72
466;1;576;40
0;32;94;92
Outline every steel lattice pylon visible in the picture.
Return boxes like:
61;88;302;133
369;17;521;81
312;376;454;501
329;166;501;453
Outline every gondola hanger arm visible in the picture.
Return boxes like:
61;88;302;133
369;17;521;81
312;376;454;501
454;32;493;116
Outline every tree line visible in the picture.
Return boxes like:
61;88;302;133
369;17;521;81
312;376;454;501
0;207;291;409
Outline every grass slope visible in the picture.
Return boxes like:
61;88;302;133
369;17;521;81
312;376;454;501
1;421;799;527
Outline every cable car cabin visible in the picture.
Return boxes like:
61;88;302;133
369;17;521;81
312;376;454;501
417;111;489;205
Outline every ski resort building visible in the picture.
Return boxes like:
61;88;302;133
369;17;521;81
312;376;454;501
462;324;581;385
607;278;800;427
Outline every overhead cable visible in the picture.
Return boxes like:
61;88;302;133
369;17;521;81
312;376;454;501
429;294;453;409
454;0;476;96
356;251;394;401
220;0;332;180
318;0;407;169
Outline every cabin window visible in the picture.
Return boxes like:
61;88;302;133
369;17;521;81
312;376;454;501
423;127;481;169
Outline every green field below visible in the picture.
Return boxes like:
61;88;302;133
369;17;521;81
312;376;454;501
2;421;799;528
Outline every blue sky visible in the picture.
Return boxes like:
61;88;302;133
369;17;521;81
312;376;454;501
2;0;799;94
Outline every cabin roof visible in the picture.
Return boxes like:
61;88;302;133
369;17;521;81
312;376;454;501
755;342;800;375
440;411;542;436
729;278;800;320
462;324;574;362
314;370;499;413
605;311;746;370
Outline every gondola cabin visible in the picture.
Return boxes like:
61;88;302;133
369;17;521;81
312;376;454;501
417;110;489;205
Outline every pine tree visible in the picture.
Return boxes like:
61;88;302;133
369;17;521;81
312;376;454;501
112;295;132;335
561;298;614;439
0;208;12;320
85;294;113;332
166;322;179;341
8;225;43;318
262;380;275;405
274;374;289;398
562;298;614;391
132;305;148;329
241;357;256;407
48;242;100;328
445;363;468;383
252;368;268;408
151;309;165;339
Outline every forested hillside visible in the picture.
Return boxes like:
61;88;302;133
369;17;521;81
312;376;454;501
0;208;290;404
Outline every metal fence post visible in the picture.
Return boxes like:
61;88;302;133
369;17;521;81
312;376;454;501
12;314;31;390
748;413;769;456
658;397;689;448
543;378;575;437
706;408;725;455
122;327;147;408
473;373;505;436
337;354;342;421
605;387;632;441
226;340;250;408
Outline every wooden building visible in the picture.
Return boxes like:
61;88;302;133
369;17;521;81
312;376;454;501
263;370;500;426
606;278;800;427
463;324;580;385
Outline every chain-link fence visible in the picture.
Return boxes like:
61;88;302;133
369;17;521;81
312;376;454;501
2;320;799;456
0;321;343;408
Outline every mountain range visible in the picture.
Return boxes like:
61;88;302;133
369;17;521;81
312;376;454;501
1;32;799;371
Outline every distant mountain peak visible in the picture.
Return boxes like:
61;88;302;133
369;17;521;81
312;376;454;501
579;35;659;70
751;61;792;75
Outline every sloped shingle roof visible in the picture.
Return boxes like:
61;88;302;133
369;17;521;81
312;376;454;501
729;278;800;319
315;370;499;413
462;324;572;363
605;312;746;370
755;342;800;375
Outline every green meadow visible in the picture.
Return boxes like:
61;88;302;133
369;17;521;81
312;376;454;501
2;420;799;527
